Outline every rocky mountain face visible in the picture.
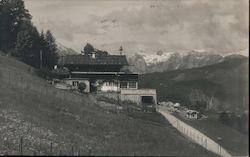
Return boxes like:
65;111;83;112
56;42;78;56
127;51;224;74
127;54;147;74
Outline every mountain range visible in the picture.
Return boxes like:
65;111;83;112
139;54;249;112
57;43;247;75
127;51;227;74
56;42;78;56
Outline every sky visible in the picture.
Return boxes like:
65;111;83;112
24;0;249;56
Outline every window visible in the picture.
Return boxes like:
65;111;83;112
109;82;113;86
120;81;128;88
141;96;154;104
106;82;113;86
106;82;109;86
109;82;114;86
72;81;79;87
129;81;137;88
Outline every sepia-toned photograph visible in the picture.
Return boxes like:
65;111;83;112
0;0;249;156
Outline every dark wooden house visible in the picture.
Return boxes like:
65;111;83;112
52;52;138;93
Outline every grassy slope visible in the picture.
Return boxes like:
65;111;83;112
0;52;216;156
139;55;249;111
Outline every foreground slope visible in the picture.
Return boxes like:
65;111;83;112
139;54;249;111
0;52;216;156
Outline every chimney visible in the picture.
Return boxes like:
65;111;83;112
92;51;96;59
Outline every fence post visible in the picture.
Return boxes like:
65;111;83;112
39;138;41;155
205;139;207;149
71;145;74;156
220;145;221;156
50;141;53;155
8;71;10;86
59;149;62;156
78;148;81;156
20;136;23;155
88;148;91;156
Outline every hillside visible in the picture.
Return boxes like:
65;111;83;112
0;52;216;156
139;54;249;112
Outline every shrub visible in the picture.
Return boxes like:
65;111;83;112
78;82;86;93
35;68;53;80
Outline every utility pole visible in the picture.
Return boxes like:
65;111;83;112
40;50;43;69
116;72;120;113
20;136;23;155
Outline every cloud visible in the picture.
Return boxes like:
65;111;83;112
96;0;249;54
25;0;249;55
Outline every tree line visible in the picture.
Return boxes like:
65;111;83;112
219;111;248;135
0;0;58;69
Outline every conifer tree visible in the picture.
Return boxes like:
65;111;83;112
14;21;41;68
41;30;59;69
83;43;94;55
0;0;31;52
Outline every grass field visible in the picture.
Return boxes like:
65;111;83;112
0;52;218;156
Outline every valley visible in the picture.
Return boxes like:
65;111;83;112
139;54;249;112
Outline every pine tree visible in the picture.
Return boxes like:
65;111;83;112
0;0;31;52
29;27;41;68
13;21;41;68
0;0;59;70
83;43;94;55
42;30;59;69
14;30;33;59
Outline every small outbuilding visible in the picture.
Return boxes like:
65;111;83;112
186;110;201;119
120;89;157;107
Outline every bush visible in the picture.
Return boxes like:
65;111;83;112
78;82;86;93
219;111;229;124
35;68;53;80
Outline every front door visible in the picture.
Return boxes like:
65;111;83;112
90;81;97;93
141;96;156;112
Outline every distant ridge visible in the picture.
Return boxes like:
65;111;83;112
128;51;225;74
56;42;78;56
139;54;249;112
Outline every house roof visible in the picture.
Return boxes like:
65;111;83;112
58;55;128;66
51;68;70;76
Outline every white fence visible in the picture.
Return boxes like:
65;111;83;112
158;107;232;157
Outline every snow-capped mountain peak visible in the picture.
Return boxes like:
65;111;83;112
138;52;174;66
127;50;224;74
